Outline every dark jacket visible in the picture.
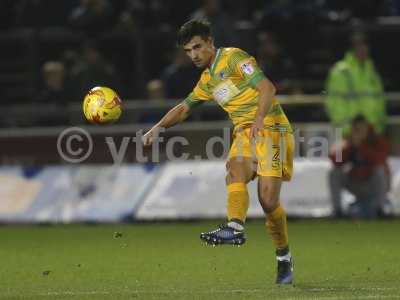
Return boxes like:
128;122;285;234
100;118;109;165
329;126;390;180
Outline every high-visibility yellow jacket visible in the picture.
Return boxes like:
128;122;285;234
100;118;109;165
325;52;386;134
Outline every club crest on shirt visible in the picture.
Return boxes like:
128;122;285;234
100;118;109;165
219;70;226;79
240;61;254;75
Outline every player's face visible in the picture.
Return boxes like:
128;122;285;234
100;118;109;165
183;36;215;69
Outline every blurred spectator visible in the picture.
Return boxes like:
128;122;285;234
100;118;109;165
190;0;237;46
256;32;300;94
68;0;114;36
115;10;137;34
138;79;166;123
70;40;121;100
35;61;72;125
328;115;391;219
161;49;200;99
36;61;72;104
146;79;165;101
325;32;386;134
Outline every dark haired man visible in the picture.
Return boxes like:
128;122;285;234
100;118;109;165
143;20;294;284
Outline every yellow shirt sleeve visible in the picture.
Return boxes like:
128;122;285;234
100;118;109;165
183;73;212;109
228;49;266;87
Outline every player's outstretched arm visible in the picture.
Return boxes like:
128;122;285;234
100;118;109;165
142;102;191;146
249;78;276;140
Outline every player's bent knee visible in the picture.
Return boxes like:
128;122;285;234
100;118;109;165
260;195;279;213
258;187;280;212
258;176;282;212
226;168;243;185
226;157;254;185
264;200;279;213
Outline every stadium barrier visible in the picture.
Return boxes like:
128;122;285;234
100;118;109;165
0;158;399;223
1;93;399;164
1;93;400;127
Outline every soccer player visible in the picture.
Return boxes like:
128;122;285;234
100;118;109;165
142;20;294;284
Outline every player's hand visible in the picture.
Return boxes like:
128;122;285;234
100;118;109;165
142;127;158;146
249;118;264;142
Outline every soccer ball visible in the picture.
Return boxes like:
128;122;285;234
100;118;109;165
83;86;122;124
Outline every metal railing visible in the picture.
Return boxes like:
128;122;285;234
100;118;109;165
2;93;400;129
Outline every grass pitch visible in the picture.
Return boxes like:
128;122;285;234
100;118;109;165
1;219;400;299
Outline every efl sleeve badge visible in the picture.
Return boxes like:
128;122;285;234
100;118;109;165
240;62;254;75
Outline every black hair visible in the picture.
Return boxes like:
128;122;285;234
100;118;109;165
351;114;377;144
177;20;212;46
352;114;368;125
